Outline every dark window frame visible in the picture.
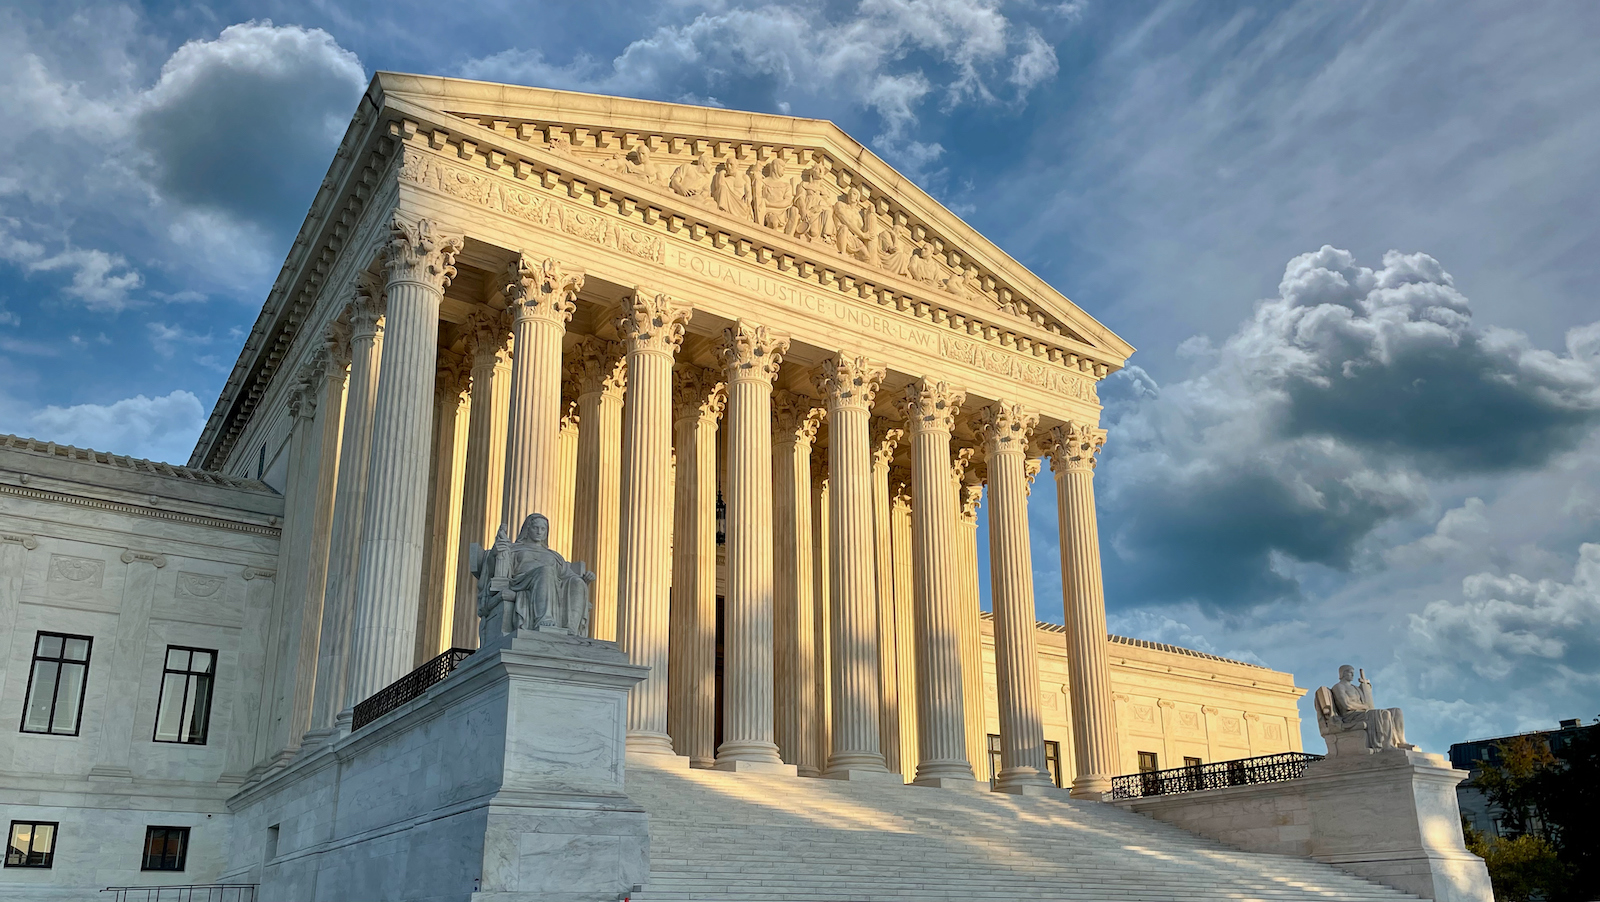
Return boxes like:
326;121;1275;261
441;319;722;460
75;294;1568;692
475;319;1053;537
1044;740;1062;787
151;645;217;745
142;826;190;872
20;632;93;736
986;733;1002;786
5;820;59;868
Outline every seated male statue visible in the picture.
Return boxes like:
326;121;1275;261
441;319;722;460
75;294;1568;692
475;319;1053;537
469;513;595;644
1315;664;1414;755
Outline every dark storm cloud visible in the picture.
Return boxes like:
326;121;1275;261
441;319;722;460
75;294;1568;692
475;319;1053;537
1098;246;1600;611
132;22;367;236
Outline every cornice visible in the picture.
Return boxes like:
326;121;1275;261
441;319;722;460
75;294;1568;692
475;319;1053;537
0;482;281;538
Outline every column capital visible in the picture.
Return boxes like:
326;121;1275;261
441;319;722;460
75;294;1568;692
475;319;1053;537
506;255;583;326
815;356;886;413
349;275;386;340
322;321;353;376
1045;421;1107;474
958;479;983;524
120;550;167;568
899;379;965;436
718;319;789;384
892;475;913;512
774;390;823;446
1023;458;1042;495
974;402;1039;456
435;355;469;403
571;336;628;398
951;445;978;484
289;361;321;420
618;290;692;355
382;216;462;288
462;306;513;367
870;422;904;468
672;367;726;423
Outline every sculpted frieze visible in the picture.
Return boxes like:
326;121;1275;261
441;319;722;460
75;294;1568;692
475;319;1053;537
398;150;665;264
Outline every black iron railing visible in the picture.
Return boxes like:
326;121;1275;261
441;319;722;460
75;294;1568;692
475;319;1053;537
102;886;257;902
351;647;474;731
1110;751;1324;800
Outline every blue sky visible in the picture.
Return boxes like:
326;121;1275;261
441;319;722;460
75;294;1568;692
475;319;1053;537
3;0;1597;753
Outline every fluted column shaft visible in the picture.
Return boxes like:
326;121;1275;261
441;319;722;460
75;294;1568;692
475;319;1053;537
554;400;579;557
902;379;975;784
1050;422;1117;798
980;404;1052;793
956;478;988;779
890;480;918;780
816;356;889;774
501;257;582;533
617;292;693;755
451;310;512;649
668;370;723;766
716;322;789;766
309;288;383;737
869;425;903;774
416;359;469;663
346;218;461;708
572;338;627;640
774;392;821;775
812;468;833;771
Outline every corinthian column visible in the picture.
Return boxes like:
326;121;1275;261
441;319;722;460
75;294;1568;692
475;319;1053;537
501;256;583;533
668;368;723;766
815;356;890;776
869;423;904;774
415;357;470;663
1047;421;1117;798
901;379;976;786
571;337;628;640
890;474;918;780
451;308;513;648
774;392;822;775
346;217;462;708
308;284;384;740
977;403;1053;794
811;463;833;771
616;291;693;755
715;321;790;769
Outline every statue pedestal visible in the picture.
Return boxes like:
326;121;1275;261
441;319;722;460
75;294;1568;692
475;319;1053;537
221;631;649;902
1302;749;1492;902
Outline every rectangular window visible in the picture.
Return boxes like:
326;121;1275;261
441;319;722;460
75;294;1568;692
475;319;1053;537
1184;756;1202;768
153;647;216;744
5;821;57;868
21;632;92;736
1137;751;1160;773
1044;740;1062;787
142;826;189;871
986;733;1002;786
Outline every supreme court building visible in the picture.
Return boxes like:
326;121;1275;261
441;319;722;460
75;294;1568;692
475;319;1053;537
0;75;1326;901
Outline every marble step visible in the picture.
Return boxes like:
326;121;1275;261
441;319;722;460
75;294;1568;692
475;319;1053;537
626;767;1421;902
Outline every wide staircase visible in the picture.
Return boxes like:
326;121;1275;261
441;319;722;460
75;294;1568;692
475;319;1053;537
626;765;1419;902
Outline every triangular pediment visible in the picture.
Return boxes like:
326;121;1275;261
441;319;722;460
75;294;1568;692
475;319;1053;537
374;73;1133;367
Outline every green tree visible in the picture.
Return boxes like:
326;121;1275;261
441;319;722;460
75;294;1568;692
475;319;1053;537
1474;734;1558;837
1531;728;1600;902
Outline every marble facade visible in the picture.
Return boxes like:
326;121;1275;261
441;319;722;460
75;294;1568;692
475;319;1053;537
0;74;1334;900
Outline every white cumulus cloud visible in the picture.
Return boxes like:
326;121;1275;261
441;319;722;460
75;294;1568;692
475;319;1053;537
24;390;207;465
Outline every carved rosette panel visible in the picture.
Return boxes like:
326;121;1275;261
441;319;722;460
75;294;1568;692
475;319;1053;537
1045;422;1107;474
177;572;226;599
899;380;965;436
506;256;584;325
671;367;726;423
617;291;692;356
382;216;463;288
718;320;789;385
463;307;514;367
48;555;104;586
973;403;1038;455
773;391;823;446
815;356;885;413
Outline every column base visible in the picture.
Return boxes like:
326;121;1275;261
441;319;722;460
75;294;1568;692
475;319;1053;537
822;768;908;785
689;756;719;769
715;739;785;767
994;767;1059;795
1070;773;1112;800
914;776;989;791
914;760;978;784
627;750;692;770
796;764;822;778
825;751;889;773
626;730;677;757
714;759;799;776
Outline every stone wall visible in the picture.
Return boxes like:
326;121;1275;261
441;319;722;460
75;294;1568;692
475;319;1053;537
0;437;282;898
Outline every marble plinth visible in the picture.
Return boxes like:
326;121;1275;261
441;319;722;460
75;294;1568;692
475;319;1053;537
222;631;649;902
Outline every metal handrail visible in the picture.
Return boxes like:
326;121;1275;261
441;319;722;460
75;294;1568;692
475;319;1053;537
1110;751;1324;800
351;647;474;731
101;886;257;902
